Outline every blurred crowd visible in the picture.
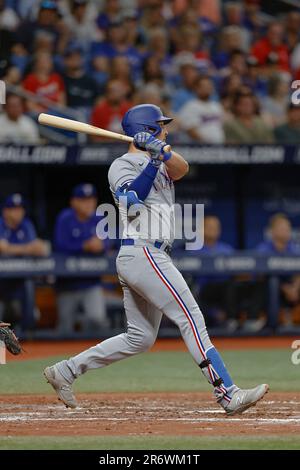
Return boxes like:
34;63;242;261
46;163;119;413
1;0;300;144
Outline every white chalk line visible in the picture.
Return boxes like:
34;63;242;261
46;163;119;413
0;415;300;425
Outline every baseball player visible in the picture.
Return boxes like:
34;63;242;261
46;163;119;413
44;104;269;414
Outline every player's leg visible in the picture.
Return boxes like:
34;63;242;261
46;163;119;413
56;290;79;335
81;285;107;329
117;246;268;413
44;285;162;406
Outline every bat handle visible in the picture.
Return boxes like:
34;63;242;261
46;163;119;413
163;144;171;153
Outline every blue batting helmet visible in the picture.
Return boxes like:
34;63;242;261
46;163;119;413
121;104;173;137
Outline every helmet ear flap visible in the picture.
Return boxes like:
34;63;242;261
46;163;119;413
144;125;160;136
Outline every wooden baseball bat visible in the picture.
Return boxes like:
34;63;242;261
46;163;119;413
38;113;171;152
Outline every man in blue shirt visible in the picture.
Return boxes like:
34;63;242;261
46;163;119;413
196;216;235;327
54;183;107;335
256;213;300;325
0;193;48;326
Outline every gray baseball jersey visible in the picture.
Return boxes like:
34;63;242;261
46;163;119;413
108;152;176;243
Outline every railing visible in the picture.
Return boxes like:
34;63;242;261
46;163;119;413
1;252;299;335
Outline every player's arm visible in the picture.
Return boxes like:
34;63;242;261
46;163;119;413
134;132;188;182
0;239;48;256
164;150;189;181
83;236;104;254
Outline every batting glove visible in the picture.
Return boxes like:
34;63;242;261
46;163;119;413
133;132;172;167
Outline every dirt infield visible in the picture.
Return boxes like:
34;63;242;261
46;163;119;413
0;392;299;437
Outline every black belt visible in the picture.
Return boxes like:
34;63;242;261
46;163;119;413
121;239;172;255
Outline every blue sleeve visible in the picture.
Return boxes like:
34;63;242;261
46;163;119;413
54;215;84;254
115;162;158;207
25;220;37;242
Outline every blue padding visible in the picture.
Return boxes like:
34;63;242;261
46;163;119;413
206;347;233;388
115;187;142;208
128;161;159;201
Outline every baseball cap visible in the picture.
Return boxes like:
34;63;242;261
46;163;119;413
72;184;97;198
40;1;58;10
3;193;26;209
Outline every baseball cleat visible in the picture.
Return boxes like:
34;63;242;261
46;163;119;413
225;383;269;416
44;365;77;409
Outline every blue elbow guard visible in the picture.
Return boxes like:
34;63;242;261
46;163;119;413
115;184;143;208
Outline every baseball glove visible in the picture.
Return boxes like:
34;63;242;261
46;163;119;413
0;324;22;355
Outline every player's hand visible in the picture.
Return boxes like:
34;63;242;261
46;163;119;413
83;236;104;254
133;131;152;151
133;132;172;166
25;240;50;257
0;239;9;254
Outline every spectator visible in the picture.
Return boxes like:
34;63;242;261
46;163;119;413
32;30;56;56
110;55;132;83
147;27;169;63
171;54;198;112
285;11;300;54
220;73;243;119
0;18;17;76
221;50;248;78
178;75;225;143
213;26;247;69
274;103;300;144
243;0;264;39
261;74;289;127
91;54;110;89
224;89;274;144
54;183;107;335
0;0;19;31
147;27;173;80
140;1;165;37
256;214;300;326
2;66;21;86
223;1;250;50
63;0;99;50
22;52;66;113
96;0;122;33
0;193;49;326
174;25;212;73
138;55;172;98
141;55;164;86
123;9;146;51
0;94;40;144
62;45;99;111
251;21;290;73
195;216;235;327
244;55;268;98
16;0;69;55
172;0;221;26
91;21;143;81
90;79;132;138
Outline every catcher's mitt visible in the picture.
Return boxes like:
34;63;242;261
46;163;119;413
0;325;22;355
